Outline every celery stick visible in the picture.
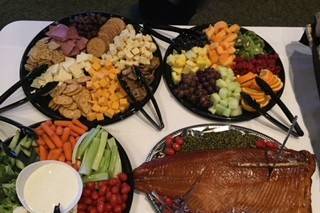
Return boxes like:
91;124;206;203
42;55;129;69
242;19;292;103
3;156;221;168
108;137;122;177
9;130;20;150
77;126;101;159
92;130;108;171
112;150;122;178
79;137;100;175
100;149;111;173
83;172;109;183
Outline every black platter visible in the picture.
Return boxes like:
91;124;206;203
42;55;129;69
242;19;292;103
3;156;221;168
19;12;163;128
163;25;285;122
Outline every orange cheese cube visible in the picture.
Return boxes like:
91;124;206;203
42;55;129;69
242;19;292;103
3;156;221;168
92;62;101;71
104;109;115;118
87;112;97;121
98;97;108;106
119;98;129;107
92;104;101;112
99;79;108;87
111;101;120;110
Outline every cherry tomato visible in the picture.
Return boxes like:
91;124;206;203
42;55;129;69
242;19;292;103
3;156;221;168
110;194;118;205
84;198;93;205
266;141;279;149
83;188;92;197
89;208;98;213
97;196;105;203
106;191;112;200
78;211;86;213
122;203;127;210
121;194;128;202
165;135;174;147
78;203;87;210
91;191;99;200
172;143;182;151
165;147;175;155
99;185;108;194
121;183;131;194
105;204;112;211
113;204;122;212
118;173;128;182
174;136;185;145
111;185;120;194
109;178;118;186
115;194;122;204
87;182;95;190
97;201;105;213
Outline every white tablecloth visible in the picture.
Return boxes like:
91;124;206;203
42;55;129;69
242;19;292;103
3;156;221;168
0;21;319;212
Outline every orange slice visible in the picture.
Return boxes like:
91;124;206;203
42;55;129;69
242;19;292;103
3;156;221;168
242;87;265;97
260;95;271;107
237;72;257;84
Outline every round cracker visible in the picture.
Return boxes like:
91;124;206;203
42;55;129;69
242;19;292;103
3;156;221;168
86;37;106;57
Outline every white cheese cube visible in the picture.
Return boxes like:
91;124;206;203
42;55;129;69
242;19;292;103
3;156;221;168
131;47;140;55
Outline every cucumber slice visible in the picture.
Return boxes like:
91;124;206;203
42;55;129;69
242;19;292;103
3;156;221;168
21;137;32;149
228;97;239;109
219;88;229;99
15;160;25;170
215;104;226;115
21;147;31;157
210;93;221;104
9;130;20;150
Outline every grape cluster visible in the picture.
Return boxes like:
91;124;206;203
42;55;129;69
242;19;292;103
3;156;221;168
70;14;108;39
173;31;208;51
174;68;221;108
233;53;281;76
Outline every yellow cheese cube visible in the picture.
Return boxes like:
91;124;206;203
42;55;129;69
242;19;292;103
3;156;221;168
98;97;108;106
119;98;129;107
96;113;104;121
92;62;101;71
104;109;115;118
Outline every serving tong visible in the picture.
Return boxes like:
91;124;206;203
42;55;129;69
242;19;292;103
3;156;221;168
0;115;37;165
143;23;209;52
241;77;304;138
0;64;58;113
118;67;164;130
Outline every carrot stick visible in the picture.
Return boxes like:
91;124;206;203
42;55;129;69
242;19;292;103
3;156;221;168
56;126;64;136
70;131;79;137
61;127;71;142
37;137;46;146
39;145;48;160
41;134;56;149
58;154;66;162
47;149;62;160
72;119;88;131
35;127;44;135
51;134;63;148
63;142;72;161
41;122;55;136
50;125;56;132
45;120;53;126
54;120;72;126
70;136;77;149
69;124;86;135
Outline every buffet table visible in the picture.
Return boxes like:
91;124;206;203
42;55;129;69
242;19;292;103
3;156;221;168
0;21;319;212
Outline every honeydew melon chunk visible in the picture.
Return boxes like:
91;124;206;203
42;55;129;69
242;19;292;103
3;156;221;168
215;104;227;115
222;108;231;117
216;79;227;88
228;97;239;109
219;88;229;99
231;107;242;116
210;93;221;103
220;99;228;107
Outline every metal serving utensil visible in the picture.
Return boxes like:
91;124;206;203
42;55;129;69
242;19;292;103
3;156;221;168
268;116;298;177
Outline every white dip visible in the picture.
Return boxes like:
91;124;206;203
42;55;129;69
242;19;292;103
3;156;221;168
23;163;79;213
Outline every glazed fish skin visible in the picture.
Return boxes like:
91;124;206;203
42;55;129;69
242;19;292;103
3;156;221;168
134;149;315;213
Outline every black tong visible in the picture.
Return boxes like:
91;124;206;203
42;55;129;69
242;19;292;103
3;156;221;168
143;24;209;52
0;65;58;113
241;77;304;137
118;67;164;130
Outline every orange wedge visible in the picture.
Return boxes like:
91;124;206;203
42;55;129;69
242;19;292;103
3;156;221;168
272;80;283;92
260;96;271;107
259;69;273;82
242;87;265;97
237;72;257;84
252;95;267;103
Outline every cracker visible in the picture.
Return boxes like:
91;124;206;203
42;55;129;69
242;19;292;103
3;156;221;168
53;95;73;105
86;37;106;57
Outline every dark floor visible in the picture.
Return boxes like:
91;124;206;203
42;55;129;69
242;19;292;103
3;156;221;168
0;0;319;29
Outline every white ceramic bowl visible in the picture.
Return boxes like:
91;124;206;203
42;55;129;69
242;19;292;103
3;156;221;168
16;160;83;213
